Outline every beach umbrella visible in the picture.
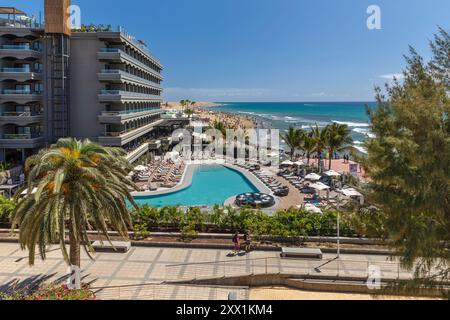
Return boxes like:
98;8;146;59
134;165;147;171
294;160;305;166
310;182;330;191
340;188;364;205
340;188;362;197
304;203;323;214
305;173;322;181
281;160;294;166
324;170;341;177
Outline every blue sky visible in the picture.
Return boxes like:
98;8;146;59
6;0;450;102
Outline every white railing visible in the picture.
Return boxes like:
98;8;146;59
92;283;249;300
165;257;412;282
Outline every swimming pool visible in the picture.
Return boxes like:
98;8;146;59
133;165;260;208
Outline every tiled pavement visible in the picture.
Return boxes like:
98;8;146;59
0;243;412;300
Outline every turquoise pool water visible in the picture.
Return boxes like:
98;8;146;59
133;165;260;208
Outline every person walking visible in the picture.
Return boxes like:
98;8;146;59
232;232;240;254
244;232;252;253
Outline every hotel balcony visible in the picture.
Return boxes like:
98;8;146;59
98;69;162;90
0;133;45;148
0;44;42;60
97;48;163;81
0;67;42;82
0;90;43;104
98;90;162;103
125;142;150;163
96;31;163;68
98;107;163;124
0;111;43;125
98;119;164;146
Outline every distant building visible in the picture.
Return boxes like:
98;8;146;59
0;1;176;164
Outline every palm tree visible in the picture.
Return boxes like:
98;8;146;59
190;101;196;109
280;127;303;160
212;120;227;137
180;99;189;111
12;138;138;268
325;123;354;170
311;124;328;171
302;131;315;166
185;108;194;119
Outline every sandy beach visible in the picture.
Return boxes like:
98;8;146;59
162;101;222;110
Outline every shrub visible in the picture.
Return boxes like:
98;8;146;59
0;196;15;225
0;284;96;301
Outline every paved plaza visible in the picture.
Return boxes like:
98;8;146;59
0;243;413;299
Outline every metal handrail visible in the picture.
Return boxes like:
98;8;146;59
1;90;42;94
2;133;42;140
0;68;41;73
2;112;41;117
165;257;410;282
0;44;41;51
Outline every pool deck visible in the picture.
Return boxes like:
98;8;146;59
132;160;271;198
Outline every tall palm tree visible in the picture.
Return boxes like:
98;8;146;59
280;127;302;160
185;108;194;118
325;123;354;170
12;138;138;268
311;124;328;171
302;131;315;166
212;120;227;137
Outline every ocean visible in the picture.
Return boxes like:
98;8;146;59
213;102;376;154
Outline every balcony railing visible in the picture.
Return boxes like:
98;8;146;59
99;48;163;76
0;67;41;73
99;48;120;53
102;107;161;116
0;44;41;51
99;69;162;87
1;90;41;94
99;90;161;98
2;133;42;140
0;20;44;29
103;131;126;137
2;112;42;117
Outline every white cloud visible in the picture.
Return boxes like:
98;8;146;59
379;73;405;81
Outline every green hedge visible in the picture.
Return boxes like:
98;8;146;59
131;205;355;239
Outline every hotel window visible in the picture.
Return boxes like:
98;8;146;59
15;84;31;93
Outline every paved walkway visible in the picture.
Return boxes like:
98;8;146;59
0;243;411;299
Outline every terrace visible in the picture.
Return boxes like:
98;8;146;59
0;7;44;29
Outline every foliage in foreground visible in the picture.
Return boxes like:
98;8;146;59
361;27;450;296
11;138;138;267
132;205;356;240
0;284;96;301
0;196;15;225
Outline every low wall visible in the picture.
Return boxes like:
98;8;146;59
176;274;443;298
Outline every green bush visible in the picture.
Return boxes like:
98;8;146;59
0;284;96;301
131;205;355;239
0;196;15;225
